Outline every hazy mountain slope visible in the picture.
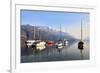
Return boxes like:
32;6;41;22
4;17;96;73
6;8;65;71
21;24;78;48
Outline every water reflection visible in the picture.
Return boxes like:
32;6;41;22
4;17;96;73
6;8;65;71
78;40;84;60
21;41;89;63
80;50;84;60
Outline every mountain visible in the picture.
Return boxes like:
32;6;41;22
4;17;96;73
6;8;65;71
21;24;78;49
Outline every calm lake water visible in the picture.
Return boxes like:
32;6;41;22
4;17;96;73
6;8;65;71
21;41;89;63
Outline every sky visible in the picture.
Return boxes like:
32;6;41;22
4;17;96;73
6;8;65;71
21;10;90;39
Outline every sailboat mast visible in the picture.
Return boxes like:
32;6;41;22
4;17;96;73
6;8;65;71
39;30;41;40
34;24;35;40
38;28;40;40
81;21;82;41
60;24;62;40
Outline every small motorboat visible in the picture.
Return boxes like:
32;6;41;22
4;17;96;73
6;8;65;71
64;39;69;46
47;40;55;46
55;40;64;49
57;43;64;49
36;41;46;51
25;40;36;48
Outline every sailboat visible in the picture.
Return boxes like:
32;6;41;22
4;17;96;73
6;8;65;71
35;27;46;51
55;24;68;49
47;27;55;47
25;40;36;48
78;20;84;59
78;21;84;50
25;24;37;48
63;39;69;46
25;25;46;52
